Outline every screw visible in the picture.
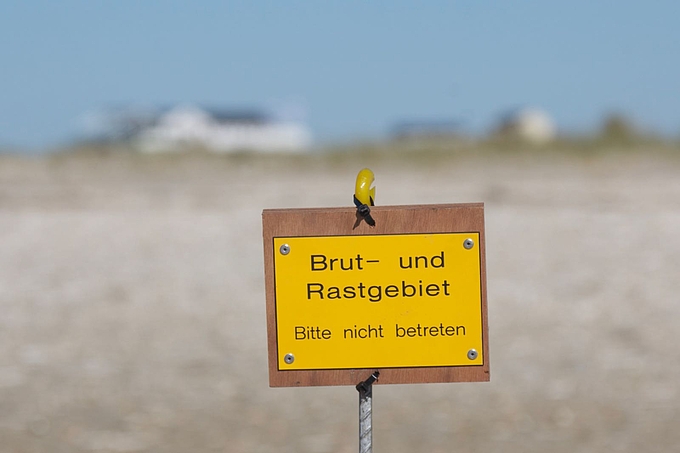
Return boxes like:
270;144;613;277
467;349;478;360
463;238;474;250
284;353;295;364
280;244;290;255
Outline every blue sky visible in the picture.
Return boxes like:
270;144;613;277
1;1;678;150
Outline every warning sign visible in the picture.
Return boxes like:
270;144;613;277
273;233;483;370
262;203;489;387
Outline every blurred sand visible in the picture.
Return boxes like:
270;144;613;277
1;150;679;453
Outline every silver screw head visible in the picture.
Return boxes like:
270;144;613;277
279;244;290;255
284;353;295;364
467;349;478;360
463;238;474;250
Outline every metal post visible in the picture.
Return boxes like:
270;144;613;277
356;371;379;453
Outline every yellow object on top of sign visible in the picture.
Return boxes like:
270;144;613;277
273;232;483;370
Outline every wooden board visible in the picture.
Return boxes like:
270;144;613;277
262;203;489;387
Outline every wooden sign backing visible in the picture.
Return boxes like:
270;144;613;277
262;203;489;387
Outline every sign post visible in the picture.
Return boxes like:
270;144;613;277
356;371;379;453
262;170;489;450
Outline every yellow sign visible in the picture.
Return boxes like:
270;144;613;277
273;232;483;370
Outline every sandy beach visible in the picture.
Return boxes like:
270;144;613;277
1;149;679;452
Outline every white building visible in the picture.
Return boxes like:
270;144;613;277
496;108;557;144
82;105;312;153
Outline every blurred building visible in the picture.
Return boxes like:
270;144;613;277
495;108;557;144
391;120;461;140
80;105;312;153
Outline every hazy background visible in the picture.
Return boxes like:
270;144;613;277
1;2;680;453
1;1;679;150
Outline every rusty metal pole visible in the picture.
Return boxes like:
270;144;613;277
356;371;379;453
